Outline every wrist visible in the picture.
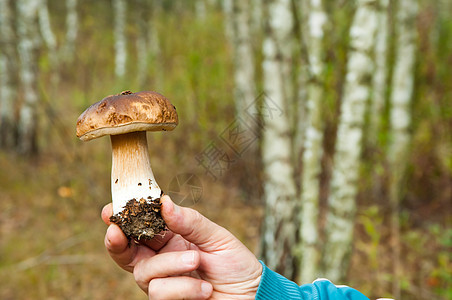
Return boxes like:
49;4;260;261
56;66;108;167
255;261;302;299
243;258;263;297
250;260;264;297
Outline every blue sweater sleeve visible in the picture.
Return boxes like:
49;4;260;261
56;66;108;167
255;261;370;300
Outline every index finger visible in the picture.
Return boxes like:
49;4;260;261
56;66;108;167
105;224;156;272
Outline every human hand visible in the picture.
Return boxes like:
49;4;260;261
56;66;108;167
101;195;262;299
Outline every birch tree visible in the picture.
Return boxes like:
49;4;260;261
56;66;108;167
134;0;161;88
229;0;257;130
0;0;18;149
135;0;150;87
250;0;263;34
387;0;418;297
261;0;298;279
369;0;390;144
222;0;234;42
38;0;59;86
38;0;57;60
323;0;379;282
39;0;78;65
62;0;78;62
17;0;41;155
113;0;127;79
195;0;207;20
298;0;328;283
147;5;160;60
222;0;260;202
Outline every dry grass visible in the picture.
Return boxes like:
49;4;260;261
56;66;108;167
0;1;451;299
0;137;263;299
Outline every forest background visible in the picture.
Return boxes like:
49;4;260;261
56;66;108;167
0;0;451;299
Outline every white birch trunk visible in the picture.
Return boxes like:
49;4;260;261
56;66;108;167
113;0;127;79
148;14;160;59
135;0;149;87
0;0;17;149
222;0;234;41
224;0;259;202
292;0;309;169
299;0;327;283
250;0;263;34
39;0;59;86
17;0;41;155
230;0;256;129
369;0;389;142
261;0;298;279
62;0;78;62
323;0;379;282
195;0;207;20
388;0;418;297
389;0;417;163
38;0;57;53
146;0;161;87
134;0;160;88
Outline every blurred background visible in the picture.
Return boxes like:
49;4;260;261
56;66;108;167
0;0;451;299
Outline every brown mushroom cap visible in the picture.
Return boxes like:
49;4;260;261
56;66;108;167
76;91;178;141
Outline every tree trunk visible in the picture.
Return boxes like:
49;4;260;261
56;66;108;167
261;0;298;279
323;0;379;282
298;0;327;283
147;4;160;60
195;0;207;20
147;0;161;87
113;0;127;79
365;0;390;209
222;0;234;42
39;0;59;86
17;0;41;155
230;0;257;131
224;0;261;202
369;0;389;144
0;0;18;150
38;0;57;56
134;0;160;88
250;0;263;34
61;0;78;62
135;0;149;88
388;0;418;297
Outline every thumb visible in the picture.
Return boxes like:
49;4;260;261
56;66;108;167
160;195;234;251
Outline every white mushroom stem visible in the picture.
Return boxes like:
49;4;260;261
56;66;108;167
110;131;161;214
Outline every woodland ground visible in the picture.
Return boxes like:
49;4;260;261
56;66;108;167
0;2;451;299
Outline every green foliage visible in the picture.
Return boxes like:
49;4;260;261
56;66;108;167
0;0;451;299
428;225;452;298
357;206;383;270
0;2;264;299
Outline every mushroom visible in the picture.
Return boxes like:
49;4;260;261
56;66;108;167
76;90;178;240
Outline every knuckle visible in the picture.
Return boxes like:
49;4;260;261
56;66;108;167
193;210;204;225
133;262;145;284
186;209;204;234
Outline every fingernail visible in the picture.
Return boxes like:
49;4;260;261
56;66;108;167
164;197;178;213
201;282;211;296
181;251;195;265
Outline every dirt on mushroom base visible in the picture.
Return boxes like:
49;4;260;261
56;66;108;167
110;198;166;241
